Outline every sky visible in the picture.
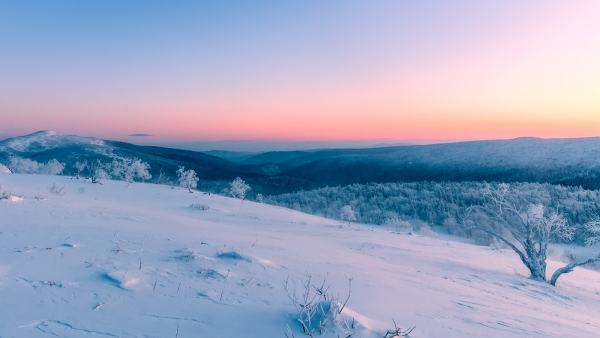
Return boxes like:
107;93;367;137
1;0;600;143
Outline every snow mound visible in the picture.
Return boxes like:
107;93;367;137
0;194;24;203
8;195;24;203
0;164;11;174
216;250;251;262
100;271;141;290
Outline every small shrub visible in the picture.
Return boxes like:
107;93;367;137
49;183;66;195
0;186;8;200
284;276;354;337
189;203;210;211
216;251;251;262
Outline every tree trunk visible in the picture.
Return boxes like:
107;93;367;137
523;258;547;282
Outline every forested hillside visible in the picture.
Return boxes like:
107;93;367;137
266;182;600;245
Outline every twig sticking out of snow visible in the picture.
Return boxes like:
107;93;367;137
382;320;414;338
49;183;66;195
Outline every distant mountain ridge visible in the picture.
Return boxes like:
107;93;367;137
2;131;600;193
243;137;600;190
0;131;258;187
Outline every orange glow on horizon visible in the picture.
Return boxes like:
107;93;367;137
2;1;600;142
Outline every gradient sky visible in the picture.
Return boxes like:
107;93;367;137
1;0;600;141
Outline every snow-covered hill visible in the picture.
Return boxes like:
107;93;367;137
6;131;600;194
0;130;107;153
0;131;248;185
1;174;600;337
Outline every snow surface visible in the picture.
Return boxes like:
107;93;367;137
1;174;599;338
0;164;10;174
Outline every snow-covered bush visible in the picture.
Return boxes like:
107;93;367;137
72;158;151;184
72;160;111;183
177;166;199;192
229;177;250;199
126;159;152;182
92;167;111;183
284;276;354;337
111;158;151;183
8;157;64;175
43;159;65;175
340;205;357;222
189;203;210;211
49;183;66;195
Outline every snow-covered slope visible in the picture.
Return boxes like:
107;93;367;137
1;174;599;338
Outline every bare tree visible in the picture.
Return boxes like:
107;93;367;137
476;184;599;285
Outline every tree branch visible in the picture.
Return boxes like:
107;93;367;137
550;254;600;286
479;229;531;268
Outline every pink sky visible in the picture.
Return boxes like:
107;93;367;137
1;1;599;141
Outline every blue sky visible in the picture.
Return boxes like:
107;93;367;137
1;1;599;142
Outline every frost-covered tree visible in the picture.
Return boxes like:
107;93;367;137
43;159;65;175
477;183;599;285
89;161;111;183
74;160;88;178
584;220;600;246
74;160;110;183
111;158;151;183
93;168;111;182
340;205;357;222
176;166;199;192
267;181;600;246
126;159;152;182
230;177;250;199
8;157;64;175
9;157;41;174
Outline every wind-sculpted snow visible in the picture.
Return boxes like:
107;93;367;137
0;174;599;337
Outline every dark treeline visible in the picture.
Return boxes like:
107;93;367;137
265;182;600;245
